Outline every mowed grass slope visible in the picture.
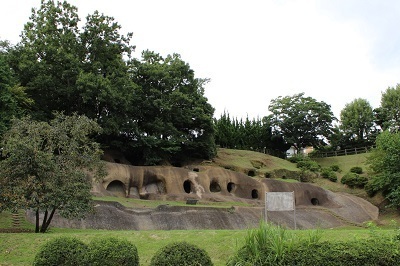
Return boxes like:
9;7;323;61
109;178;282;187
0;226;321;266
211;148;298;175
314;153;369;174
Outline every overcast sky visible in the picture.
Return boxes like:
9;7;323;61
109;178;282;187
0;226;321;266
1;0;400;119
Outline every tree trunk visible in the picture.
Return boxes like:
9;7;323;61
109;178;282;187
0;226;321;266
42;208;56;233
35;208;40;233
40;210;48;233
40;208;56;233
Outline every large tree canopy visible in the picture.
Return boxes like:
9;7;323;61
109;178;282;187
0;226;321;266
129;51;216;165
9;0;81;121
267;93;335;153
379;84;400;131
366;130;400;208
0;113;105;233
7;0;216;164
9;0;135;137
0;41;33;137
77;10;136;140
340;98;376;147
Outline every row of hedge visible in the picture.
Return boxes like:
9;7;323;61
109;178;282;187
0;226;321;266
231;238;400;266
227;222;400;266
33;237;212;266
33;226;400;266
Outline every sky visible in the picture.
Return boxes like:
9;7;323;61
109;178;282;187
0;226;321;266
1;0;400;120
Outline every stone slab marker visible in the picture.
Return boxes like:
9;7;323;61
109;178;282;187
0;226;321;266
265;191;296;229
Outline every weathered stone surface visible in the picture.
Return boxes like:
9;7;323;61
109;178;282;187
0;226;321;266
25;163;379;230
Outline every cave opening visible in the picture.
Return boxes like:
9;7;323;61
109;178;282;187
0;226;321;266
183;180;192;194
252;189;259;199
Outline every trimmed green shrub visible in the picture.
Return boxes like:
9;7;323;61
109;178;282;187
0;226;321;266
341;172;368;188
85;237;138;266
320;168;337;182
287;155;304;163
350;166;363;174
296;158;320;172
33;237;87;266
150;241;213;266
283;238;400;266
298;170;317;182
330;164;340;172
229;222;400;266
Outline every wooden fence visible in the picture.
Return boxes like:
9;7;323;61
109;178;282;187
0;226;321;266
309;146;375;158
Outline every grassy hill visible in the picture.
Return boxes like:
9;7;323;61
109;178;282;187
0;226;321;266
210;148;388;206
210;148;400;224
209;148;298;175
211;147;369;174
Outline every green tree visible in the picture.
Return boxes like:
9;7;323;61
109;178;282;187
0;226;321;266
0;41;33;137
9;1;136;147
77;11;136;142
340;98;376;147
129;51;215;165
9;0;81;121
0;113;105;233
214;111;236;148
267;93;335;153
213;112;288;157
380;84;400;131
366;130;400;207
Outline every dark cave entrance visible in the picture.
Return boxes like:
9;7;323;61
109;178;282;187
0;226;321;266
252;189;259;199
210;180;221;192
311;198;319;206
106;180;125;197
227;182;236;193
183;180;192;194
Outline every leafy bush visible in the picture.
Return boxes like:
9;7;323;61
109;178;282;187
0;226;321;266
320;168;337;182
330;164;340;172
85;237;138;266
364;178;380;197
298;170;317;182
350;166;363;174
150;241;213;266
283;238;400;266
229;222;400;266
341;172;368;188
287;155;304;163
296;158;320;172
33;237;87;266
227;222;296;265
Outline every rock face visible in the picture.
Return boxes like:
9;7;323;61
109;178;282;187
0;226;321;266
26;162;379;230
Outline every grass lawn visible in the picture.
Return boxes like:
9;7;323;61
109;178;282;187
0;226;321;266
212;148;299;174
314;153;369;175
1;212;398;266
